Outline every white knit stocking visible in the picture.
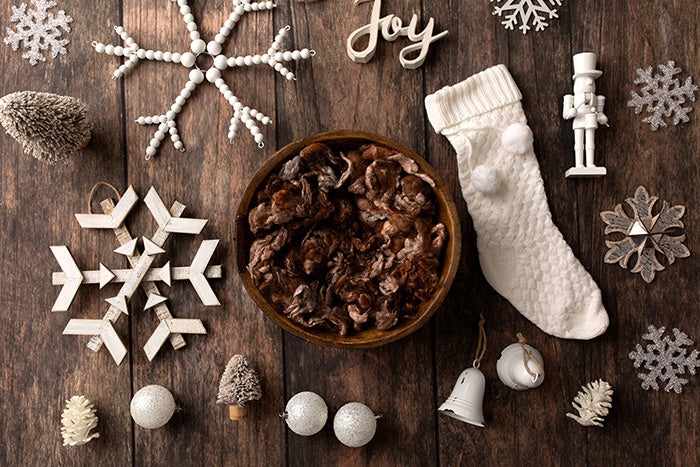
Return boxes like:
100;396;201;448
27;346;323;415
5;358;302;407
425;65;608;340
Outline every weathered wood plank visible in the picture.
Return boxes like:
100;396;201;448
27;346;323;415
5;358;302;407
122;0;285;464
276;1;437;466
0;0;131;464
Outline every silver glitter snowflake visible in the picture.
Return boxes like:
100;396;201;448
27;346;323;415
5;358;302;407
490;0;562;34
3;0;72;66
92;0;314;160
627;61;698;131
629;325;700;394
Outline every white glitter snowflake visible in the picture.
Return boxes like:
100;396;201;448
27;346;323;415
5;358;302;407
3;0;72;66
92;0;314;160
490;0;562;34
627;61;698;131
629;325;700;394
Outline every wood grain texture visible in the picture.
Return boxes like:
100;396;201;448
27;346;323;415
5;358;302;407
1;0;699;465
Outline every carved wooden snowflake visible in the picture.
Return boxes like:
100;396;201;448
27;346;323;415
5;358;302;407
600;186;689;283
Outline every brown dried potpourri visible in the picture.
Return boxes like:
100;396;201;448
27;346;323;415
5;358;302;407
247;142;447;335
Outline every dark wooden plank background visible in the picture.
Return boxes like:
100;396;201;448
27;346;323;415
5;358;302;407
1;0;698;465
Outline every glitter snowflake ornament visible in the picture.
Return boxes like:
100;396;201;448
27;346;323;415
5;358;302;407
600;186;689;283
92;0;314;159
3;0;72;66
627;61;698;131
629;325;700;393
490;0;562;34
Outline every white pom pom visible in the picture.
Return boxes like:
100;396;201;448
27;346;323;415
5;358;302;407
501;123;533;155
471;165;502;194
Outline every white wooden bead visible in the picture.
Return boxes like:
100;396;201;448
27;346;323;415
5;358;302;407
175;96;186;106
94;43;105;53
244;56;253;66
145;117;153;124
150;138;160;147
114;46;124;56
286;72;295;81
180;52;195;67
251;127;260;135
235;57;245;67
245;120;255;129
250;109;258;117
255;133;264;143
215;79;225;88
213;56;228;71
266;1;274;8
207;41;222;55
225;19;234;29
180;5;190;14
159;123;168;131
191;39;206;54
172;52;181;63
187;22;198;32
234;6;244;15
189;69;204;84
215;33;226;43
163;52;172;62
123;49;132;57
300;49;310;59
234;102;243;111
224;91;233;99
174;141;183;150
206;68;221;83
274;63;283;71
177;0;187;6
261;54;269;63
169;127;178;135
283;51;292;61
183;13;194;23
171;134;180;142
274;52;283;61
262;116;271;125
146;50;155;60
155;131;165;140
137;117;146;124
185;80;196;91
292;50;301;60
154;51;163;60
189;31;199;40
171;103;182;113
126;38;135;47
227;58;236;67
146;146;157;157
168;120;177;127
159;115;167;123
115;26;124;34
105;44;115;55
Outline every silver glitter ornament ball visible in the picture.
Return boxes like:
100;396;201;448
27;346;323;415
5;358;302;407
130;385;176;429
283;391;328;436
333;402;378;447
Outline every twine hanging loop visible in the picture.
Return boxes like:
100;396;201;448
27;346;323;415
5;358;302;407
87;182;121;214
472;313;486;369
516;332;544;378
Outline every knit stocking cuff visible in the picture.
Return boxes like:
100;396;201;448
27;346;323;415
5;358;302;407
425;64;522;134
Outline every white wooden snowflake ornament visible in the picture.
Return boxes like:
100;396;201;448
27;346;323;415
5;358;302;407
490;0;561;34
3;0;72;65
51;186;221;364
92;0;315;159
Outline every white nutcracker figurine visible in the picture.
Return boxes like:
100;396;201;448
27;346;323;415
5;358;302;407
563;52;608;178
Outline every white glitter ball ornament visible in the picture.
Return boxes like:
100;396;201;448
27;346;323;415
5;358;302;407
333;402;379;447
282;391;328;436
130;385;176;429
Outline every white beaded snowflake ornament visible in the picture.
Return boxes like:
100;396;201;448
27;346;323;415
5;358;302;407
92;0;314;159
4;0;72;66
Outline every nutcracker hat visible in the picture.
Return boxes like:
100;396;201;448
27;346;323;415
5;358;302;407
572;52;603;80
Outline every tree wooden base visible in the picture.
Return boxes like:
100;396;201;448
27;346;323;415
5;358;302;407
229;405;248;420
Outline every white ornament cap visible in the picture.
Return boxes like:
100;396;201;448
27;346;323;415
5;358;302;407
572;52;602;80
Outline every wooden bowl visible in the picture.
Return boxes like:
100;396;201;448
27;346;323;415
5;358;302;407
235;130;461;348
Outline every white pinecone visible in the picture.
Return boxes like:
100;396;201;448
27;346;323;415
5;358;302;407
61;395;99;446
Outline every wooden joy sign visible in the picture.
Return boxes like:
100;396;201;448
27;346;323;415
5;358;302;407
346;0;448;69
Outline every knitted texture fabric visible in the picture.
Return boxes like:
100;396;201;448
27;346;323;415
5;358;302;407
425;64;608;339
